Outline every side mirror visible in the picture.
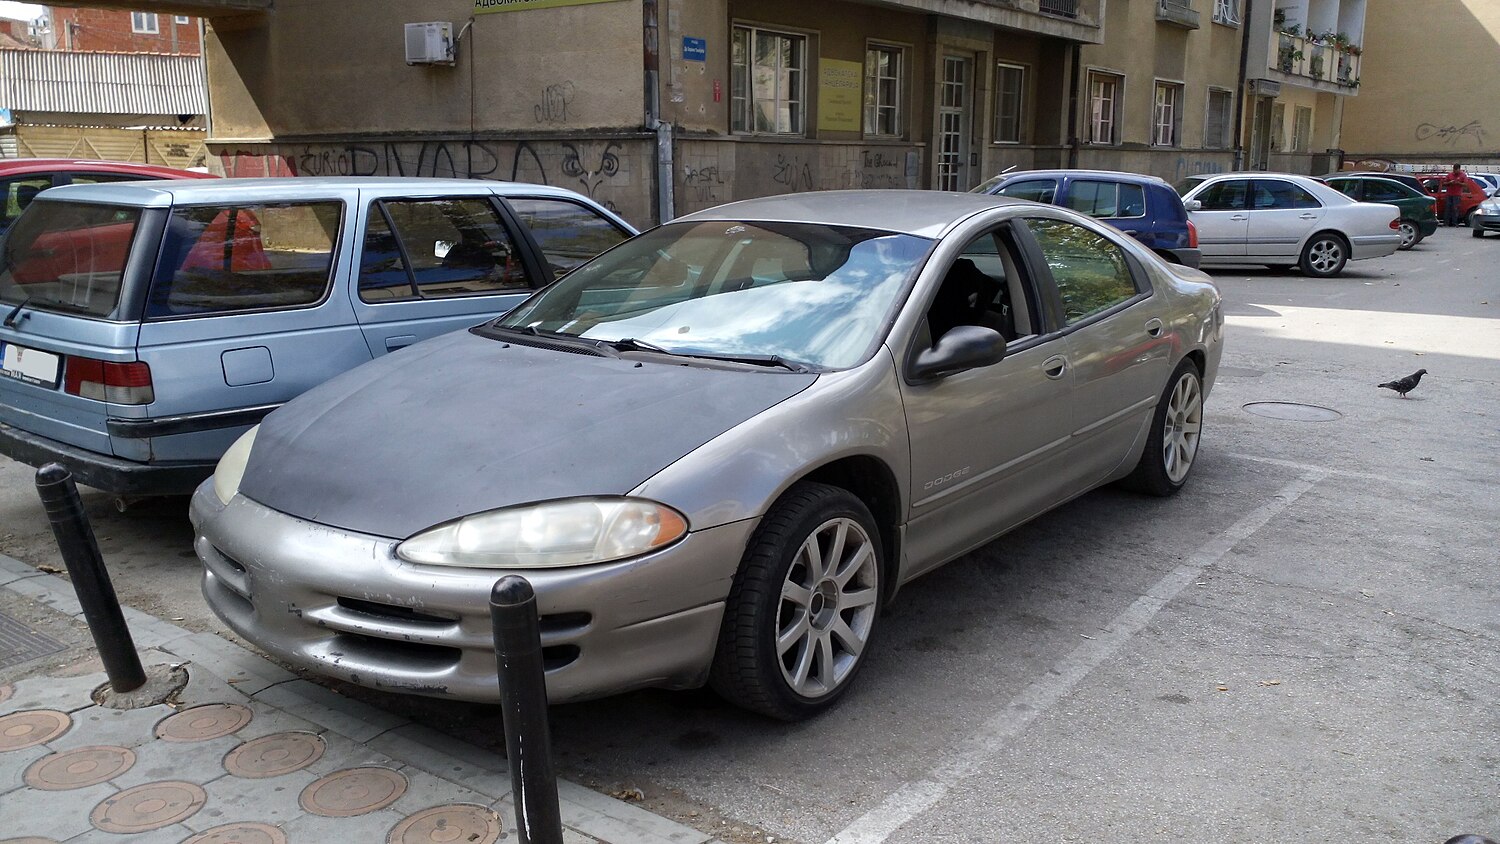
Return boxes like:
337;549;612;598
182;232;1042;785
910;325;1007;382
1183;199;1203;212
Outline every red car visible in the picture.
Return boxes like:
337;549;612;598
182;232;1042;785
1;159;216;235
1417;172;1488;225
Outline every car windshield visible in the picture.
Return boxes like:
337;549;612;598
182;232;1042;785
0;200;143;320
495;220;932;370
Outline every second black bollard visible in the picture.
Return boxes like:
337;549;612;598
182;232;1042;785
490;575;563;844
34;463;146;693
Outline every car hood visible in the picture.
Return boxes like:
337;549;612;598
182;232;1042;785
238;330;817;538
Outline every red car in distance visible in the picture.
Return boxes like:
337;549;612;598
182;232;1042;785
1;159;216;235
1416;172;1488;226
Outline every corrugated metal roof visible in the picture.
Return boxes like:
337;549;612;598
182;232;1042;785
0;49;206;115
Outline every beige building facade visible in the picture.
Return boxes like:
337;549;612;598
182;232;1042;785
1339;0;1500;168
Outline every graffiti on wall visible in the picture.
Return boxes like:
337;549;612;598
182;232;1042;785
682;163;726;205
1414;120;1485;147
771;153;814;193
1173;156;1228;181
534;82;576;125
215;138;637;215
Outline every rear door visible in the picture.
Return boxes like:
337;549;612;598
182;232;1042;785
1244;178;1324;261
1061;178;1153;246
127;195;367;465
349;191;544;357
1188;178;1250;258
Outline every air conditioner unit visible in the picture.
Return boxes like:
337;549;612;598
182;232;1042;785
405;22;455;66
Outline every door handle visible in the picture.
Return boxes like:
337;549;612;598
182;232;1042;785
1144;318;1164;338
1230;215;1248;221
385;334;417;352
1298;213;1318;219
1043;355;1068;379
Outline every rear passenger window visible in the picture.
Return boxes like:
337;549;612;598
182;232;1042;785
506;198;629;278
1254;180;1321;210
359;197;531;302
997;179;1058;204
1026;218;1141;326
147;202;342;318
1066;180;1146;219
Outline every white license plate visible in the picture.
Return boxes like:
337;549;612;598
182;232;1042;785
0;343;62;388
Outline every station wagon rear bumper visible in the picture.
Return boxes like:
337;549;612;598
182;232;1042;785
0;422;214;496
1165;247;1202;269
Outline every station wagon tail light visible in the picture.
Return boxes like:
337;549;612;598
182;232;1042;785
63;358;154;405
397;497;689;569
1187;219;1199;249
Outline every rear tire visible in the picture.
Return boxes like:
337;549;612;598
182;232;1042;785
710;483;884;721
1397;220;1420;250
1122;359;1203;497
1299;232;1349;278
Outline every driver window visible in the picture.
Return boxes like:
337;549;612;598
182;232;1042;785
925;231;1033;347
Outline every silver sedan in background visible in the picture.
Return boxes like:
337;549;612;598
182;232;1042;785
1178;172;1402;277
194;191;1224;721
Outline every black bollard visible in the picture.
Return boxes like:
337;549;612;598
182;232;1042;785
34;463;146;693
490;575;563;844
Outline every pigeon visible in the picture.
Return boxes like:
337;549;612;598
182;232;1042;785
1378;368;1427;397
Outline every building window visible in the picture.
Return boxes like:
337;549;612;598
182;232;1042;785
732;26;806;135
1205;88;1233;149
1152;82;1183;146
130;12;159;34
1269;103;1286;152
995;63;1026;144
1087;71;1123;145
1212;0;1240;25
175;16;192;25
864;44;903;137
1292;106;1313;152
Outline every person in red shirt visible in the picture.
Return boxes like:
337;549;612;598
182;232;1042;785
1440;163;1469;226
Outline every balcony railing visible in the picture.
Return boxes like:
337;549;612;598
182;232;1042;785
1038;0;1079;19
1273;30;1361;88
1158;0;1201;29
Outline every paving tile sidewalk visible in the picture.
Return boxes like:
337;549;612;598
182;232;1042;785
0;552;718;844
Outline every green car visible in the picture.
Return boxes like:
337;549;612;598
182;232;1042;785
1325;175;1438;250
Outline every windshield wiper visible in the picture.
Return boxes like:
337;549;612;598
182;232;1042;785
3;295;31;329
679;352;814;373
604;337;672;355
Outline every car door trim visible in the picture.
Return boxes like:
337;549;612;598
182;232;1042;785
1071;395;1156;438
910;431;1074;509
108;403;281;438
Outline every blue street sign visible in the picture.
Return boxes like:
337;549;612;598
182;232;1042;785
683;37;706;62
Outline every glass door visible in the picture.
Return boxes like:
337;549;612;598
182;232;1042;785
938;56;972;191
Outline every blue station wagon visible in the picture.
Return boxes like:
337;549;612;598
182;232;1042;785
973;169;1201;268
0;177;635;497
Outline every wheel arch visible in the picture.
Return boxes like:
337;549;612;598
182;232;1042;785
800;455;904;603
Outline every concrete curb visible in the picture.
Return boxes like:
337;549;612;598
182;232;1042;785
0;551;722;844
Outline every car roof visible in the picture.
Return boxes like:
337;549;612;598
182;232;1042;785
0;158;212;178
988;168;1171;186
674;190;1029;239
30;176;599;208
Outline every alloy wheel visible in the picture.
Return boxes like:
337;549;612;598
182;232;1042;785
1161;372;1202;484
1307;238;1344;274
1398;221;1418;250
776;517;879;699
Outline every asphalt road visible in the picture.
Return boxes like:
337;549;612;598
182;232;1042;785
1;224;1496;843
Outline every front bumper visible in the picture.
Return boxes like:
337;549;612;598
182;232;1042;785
191;485;756;704
1471;210;1500;232
0;422;213;496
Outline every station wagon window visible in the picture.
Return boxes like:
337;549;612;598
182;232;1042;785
0;201;142;319
505;197;630;279
1252;180;1320;210
996;179;1057;204
359;197;531;303
146;202;341;318
1194;180;1249;211
1025;218;1140;326
1065;180;1147;219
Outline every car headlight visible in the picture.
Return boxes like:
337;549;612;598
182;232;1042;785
396;497;689;569
212;425;259;504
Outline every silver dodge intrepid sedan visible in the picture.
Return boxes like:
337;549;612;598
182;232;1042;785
194;190;1224;720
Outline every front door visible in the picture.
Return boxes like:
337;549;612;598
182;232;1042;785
937;56;973;191
1189;178;1251;258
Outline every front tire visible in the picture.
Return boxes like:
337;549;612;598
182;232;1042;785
1397;220;1420;250
1474;227;1486;239
1123;360;1203;497
710;483;884;720
1299;232;1349;278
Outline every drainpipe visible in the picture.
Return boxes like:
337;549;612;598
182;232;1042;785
643;0;674;224
1232;0;1253;170
1066;42;1082;168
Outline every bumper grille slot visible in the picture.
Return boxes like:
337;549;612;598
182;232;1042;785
330;631;460;672
336;597;458;626
539;612;591;636
542;644;581;672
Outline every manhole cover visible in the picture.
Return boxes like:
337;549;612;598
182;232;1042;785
25;745;136;790
224;732;325;778
182;822;288;844
1242;401;1343;422
90;781;207;833
155;704;253;742
0;710;72;751
388;805;504;844
0;611;66;670
300;767;408;817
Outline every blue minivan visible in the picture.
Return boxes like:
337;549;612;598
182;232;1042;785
974;169;1201;268
0;177;635;497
